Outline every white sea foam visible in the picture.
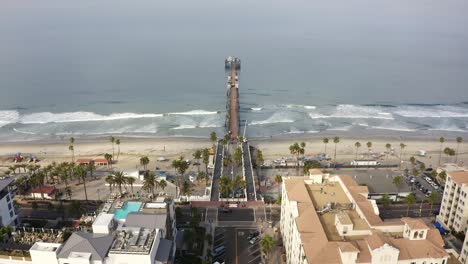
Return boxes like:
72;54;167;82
250;112;295;125
172;125;197;130
309;105;395;120
285;104;316;109
393;105;468;118
0;110;20;127
327;126;351;131
167;110;219;116
13;128;36;135
369;126;417;132
251;108;262;111
284;130;319;134
19;112;163;124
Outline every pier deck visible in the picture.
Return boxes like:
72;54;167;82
226;68;240;140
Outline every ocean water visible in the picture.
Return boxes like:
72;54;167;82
1;0;468;141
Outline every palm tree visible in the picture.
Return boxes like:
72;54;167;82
439;137;445;165
140;156;150;170
193;149;202;172
31;172;46;199
354;142;361;160
202;148;210;175
366;141;372;152
69;137;75;162
112;171;128;196
428;191;438;214
289;142;305;167
182;181;191;196
322;138;329;155
110;136;115;158
173;157;189;189
210;131;217;147
104;153;113;168
65;187;72;200
392;176;403;200
87;161;96;179
399;143;406;165
105;175;114;193
333;137;340;161
126;177;135;195
260;235;275;260
159;179;167;192
116;139;121;162
76;165;88;203
275;175;282;193
444;147;453;163
219;176;232;198
405;193;416;216
380;193;392;208
143;172;156;197
68;145;75;163
385;143;392;159
234;146;243;167
438;171;447;182
456;137;463;164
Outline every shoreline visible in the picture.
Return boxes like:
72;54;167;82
0;129;466;146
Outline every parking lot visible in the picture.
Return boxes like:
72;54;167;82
407;174;444;202
212;227;262;264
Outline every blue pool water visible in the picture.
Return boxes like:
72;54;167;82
113;202;142;220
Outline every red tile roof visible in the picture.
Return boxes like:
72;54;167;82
31;186;55;195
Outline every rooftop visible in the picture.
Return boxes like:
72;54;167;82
0;177;14;191
283;171;449;263
125;212;167;231
58;232;114;261
93;213;114;226
109;227;156;254
448;170;468;185
304;183;370;240
30;242;62;252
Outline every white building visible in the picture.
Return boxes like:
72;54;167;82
0;178;18;226
350;160;379;166
281;169;449;264
92;213;115;234
14;200;177;264
30;242;62;264
437;170;468;233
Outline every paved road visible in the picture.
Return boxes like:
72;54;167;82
242;142;256;201
218;208;255;222
211;142;224;201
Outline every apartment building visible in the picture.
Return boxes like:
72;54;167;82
0;178;18;226
280;169;449;264
437;170;468;233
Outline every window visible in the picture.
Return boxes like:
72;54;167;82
7;203;11;210
9;210;13;217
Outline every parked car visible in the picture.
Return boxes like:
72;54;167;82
247;231;260;240
249;236;261;245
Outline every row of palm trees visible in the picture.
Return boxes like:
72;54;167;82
320;136;464;164
12;161;97;202
68;136;122;164
219;175;246;198
105;171;167;198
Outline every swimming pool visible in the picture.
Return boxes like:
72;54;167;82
113;201;142;220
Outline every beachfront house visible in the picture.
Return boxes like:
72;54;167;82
30;186;56;200
76;159;108;166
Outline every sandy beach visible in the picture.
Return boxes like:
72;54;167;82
0;135;466;174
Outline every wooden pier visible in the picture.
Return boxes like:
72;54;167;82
226;67;240;140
